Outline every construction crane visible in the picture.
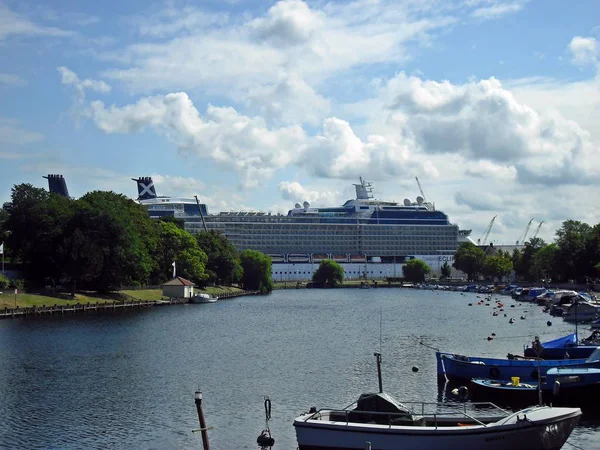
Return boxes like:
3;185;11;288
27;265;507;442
531;221;544;240
415;177;426;201
478;216;497;246
516;218;534;245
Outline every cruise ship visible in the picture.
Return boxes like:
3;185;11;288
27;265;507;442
133;177;472;281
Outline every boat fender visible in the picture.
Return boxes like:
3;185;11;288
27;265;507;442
553;381;560;396
490;367;500;379
256;430;275;447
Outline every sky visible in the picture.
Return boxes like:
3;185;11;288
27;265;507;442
0;0;599;245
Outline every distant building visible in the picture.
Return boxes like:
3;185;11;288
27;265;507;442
162;277;195;299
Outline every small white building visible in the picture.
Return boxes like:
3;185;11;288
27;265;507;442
162;277;195;299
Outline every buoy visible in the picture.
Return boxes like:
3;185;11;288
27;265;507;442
487;336;493;341
509;318;515;324
491;332;496;336
547;321;552;326
510;305;515;308
468;303;472;306
257;430;275;447
520;315;526;320
504;314;507;317
412;366;419;373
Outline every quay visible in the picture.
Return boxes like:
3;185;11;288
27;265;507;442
0;290;261;319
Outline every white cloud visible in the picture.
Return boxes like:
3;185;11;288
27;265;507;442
150;174;205;198
278;180;340;205
58;66;111;104
465;160;517;180
88;92;307;187
470;1;527;20
379;73;599;185
0;2;73;40
0;73;26;86
568;36;599;66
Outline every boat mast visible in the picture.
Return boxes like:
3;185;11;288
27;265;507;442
374;352;383;393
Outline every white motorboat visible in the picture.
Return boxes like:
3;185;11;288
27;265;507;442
191;293;218;303
294;354;581;450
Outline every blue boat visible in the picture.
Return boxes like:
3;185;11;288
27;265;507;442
469;367;600;411
523;332;600;360
436;347;600;382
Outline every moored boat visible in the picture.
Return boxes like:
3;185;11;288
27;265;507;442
523;332;600;360
191;293;218;303
470;367;600;411
436;347;600;382
294;353;581;450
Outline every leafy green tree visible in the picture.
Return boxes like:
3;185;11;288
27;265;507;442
0;208;9;249
4;184;74;286
554;220;592;282
453;242;485;281
583;223;600;280
482;255;513;281
0;273;9;289
440;261;451;279
512;248;524;281
517;237;545;282
402;259;431;283
59;191;160;292
531;244;558;282
240;250;273;293
159;221;208;285
195;230;242;285
312;260;344;286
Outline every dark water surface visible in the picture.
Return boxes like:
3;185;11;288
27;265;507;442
0;289;598;449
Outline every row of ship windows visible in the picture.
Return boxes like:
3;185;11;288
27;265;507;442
187;223;457;233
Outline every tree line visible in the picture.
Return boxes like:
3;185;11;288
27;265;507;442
0;184;273;293
453;220;600;283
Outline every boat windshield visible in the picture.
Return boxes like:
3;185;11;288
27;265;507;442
585;347;600;362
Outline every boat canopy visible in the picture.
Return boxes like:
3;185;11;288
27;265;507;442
542;333;577;349
354;393;411;415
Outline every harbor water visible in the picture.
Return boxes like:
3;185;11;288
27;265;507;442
0;288;598;449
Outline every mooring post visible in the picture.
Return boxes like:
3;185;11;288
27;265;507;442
194;391;211;450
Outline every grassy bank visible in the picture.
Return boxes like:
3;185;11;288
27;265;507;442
0;285;247;309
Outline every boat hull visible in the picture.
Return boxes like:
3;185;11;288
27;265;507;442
436;352;599;382
295;407;580;450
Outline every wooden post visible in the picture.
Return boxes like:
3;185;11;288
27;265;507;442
194;391;210;450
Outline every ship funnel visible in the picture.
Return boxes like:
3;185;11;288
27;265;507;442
416;196;424;205
132;176;157;200
403;198;411;206
43;174;70;198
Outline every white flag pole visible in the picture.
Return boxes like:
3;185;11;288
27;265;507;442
172;261;176;279
1;242;4;276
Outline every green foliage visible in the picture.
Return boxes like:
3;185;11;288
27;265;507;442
482;254;513;280
402;259;431;283
440;261;451;279
240;250;273;293
195;230;242;285
10;279;24;289
159;221;208;285
158;216;185;229
554;220;592;282
453;243;486;281
312;259;344;286
0;273;9;289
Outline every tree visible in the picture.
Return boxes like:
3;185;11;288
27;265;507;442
0;273;9;289
158;221;208;285
59;191;161;292
402;259;431;283
511;248;525;281
440;261;451;279
4;184;74;286
240;250;273;293
312;260;344;286
195;230;242;285
453;243;486;281
554;220;592;282
531;244;558;282
482;255;513;281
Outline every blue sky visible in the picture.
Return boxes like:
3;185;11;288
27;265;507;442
0;0;599;244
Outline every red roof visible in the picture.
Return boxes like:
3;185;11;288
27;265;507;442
162;276;195;287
